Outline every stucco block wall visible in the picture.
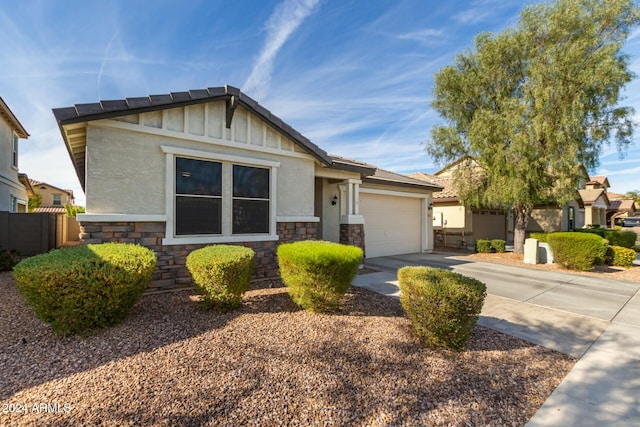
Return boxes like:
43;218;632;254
79;221;318;292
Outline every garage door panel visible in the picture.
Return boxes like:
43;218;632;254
360;193;422;258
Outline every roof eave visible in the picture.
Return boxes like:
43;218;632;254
362;176;444;192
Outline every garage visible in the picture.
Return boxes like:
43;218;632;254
359;192;422;257
472;209;506;241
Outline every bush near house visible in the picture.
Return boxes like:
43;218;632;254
277;241;362;312
398;266;486;351
13;243;156;336
490;239;506;253
576;228;636;249
186;245;254;311
529;232;549;243
547;232;607;271
475;239;492;253
606;245;636;268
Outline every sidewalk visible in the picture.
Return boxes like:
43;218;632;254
353;253;640;426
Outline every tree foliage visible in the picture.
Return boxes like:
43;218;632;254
427;0;639;252
28;191;41;212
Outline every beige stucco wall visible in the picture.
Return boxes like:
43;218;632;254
529;207;563;232
85;108;316;217
0;115;27;211
433;203;470;231
33;183;74;207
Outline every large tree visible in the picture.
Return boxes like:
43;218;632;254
427;0;639;254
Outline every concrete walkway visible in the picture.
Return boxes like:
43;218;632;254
353;252;640;426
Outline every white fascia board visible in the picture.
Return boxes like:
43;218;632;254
359;187;429;199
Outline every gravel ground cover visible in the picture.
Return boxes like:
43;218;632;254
1;272;574;426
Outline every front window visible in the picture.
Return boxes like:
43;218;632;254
173;157;271;237
175;158;222;235
52;194;62;206
10;196;17;212
232;165;270;234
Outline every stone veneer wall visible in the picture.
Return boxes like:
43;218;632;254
79;221;318;292
339;224;365;258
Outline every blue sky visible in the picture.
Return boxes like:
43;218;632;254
1;0;639;207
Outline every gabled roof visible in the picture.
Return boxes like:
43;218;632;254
579;188;609;205
588;176;610;188
18;173;34;198
53;85;339;189
364;168;443;191
0;97;29;138
29;179;74;198
409;172;457;200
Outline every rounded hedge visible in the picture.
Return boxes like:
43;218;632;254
475;239;492;253
13;243;157;336
606;245;636;268
398;266;486;350
547;232;607;271
186;245;254;311
277;241;362;312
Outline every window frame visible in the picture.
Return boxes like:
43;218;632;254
52;194;62;206
161;146;279;245
12;133;18;169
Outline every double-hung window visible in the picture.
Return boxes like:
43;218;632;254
52;194;62;206
12;134;18;169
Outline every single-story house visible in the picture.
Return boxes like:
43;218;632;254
53;85;442;291
30;179;80;247
411;159;512;248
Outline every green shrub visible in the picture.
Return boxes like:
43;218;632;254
277;241;362;312
475;239;492;253
13;243;156;336
547;232;607;271
398;266;486;350
529;232;549;243
634;245;640;253
0;248;19;271
186;245;255;311
490;239;506;253
605;230;637;249
606;245;636;268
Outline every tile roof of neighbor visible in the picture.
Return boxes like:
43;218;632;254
54;85;441;193
0;96;29;138
33;206;67;214
588;176;610;187
578;188;609;205
409;172;458;200
609;199;635;211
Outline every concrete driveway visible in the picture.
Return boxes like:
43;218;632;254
353;252;640;426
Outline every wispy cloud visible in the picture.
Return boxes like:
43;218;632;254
242;0;321;99
397;28;444;44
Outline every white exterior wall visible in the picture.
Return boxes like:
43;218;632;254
83;102;317;219
0;115;27;211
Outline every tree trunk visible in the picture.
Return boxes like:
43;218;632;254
513;205;532;255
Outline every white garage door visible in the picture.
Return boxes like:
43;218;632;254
359;193;422;258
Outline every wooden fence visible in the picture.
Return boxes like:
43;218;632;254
0;212;57;256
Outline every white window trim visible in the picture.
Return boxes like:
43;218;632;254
161;145;280;245
11;133;18;170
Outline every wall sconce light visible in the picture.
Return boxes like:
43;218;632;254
331;195;338;206
428;203;433;211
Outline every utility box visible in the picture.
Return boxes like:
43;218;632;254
523;238;539;264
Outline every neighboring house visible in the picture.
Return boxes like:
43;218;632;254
0;97;29;212
29;179;80;247
606;191;636;227
579;176;610;227
29;179;75;211
411;159;512;248
53;85;442;291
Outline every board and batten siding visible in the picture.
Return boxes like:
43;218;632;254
84;102;316;218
